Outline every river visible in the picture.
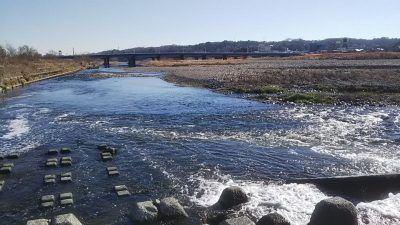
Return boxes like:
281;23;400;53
0;68;399;225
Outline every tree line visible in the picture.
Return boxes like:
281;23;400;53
99;37;400;54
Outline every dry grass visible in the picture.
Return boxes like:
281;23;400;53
143;58;249;67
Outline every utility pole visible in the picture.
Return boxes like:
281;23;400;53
72;48;74;56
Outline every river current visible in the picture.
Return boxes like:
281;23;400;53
0;68;399;225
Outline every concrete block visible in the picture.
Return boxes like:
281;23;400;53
3;163;14;167
102;155;113;161
114;185;128;192
41;201;54;208
61;156;72;161
60;177;72;182
108;170;119;176
117;190;131;197
60;148;71;154
6;153;19;159
97;144;108;150
60;160;72;166
107;167;118;171
47;149;58;155
41;195;55;202
47;158;58;163
44;178;56;184
26;218;51;225
46;161;57;167
44;174;56;180
61;172;72;177
60;198;74;205
60;192;73;200
0;166;12;174
53;213;82;225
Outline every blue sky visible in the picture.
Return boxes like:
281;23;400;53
1;0;399;54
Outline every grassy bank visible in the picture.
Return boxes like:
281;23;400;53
0;57;98;93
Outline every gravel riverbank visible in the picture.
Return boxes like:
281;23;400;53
127;59;400;105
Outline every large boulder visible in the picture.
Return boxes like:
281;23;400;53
53;213;82;225
159;197;188;219
217;187;249;209
256;213;290;225
27;219;50;225
220;216;255;225
308;197;358;225
130;201;159;222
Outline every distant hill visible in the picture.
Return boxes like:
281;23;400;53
99;38;400;54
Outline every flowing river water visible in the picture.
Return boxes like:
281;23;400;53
0;68;399;225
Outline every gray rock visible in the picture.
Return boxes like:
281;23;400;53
308;197;358;225
159;197;188;219
130;201;159;222
53;213;82;225
256;213;290;225
27;218;51;225
220;216;255;225
217;187;249;209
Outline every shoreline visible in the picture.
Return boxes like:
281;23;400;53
124;58;400;106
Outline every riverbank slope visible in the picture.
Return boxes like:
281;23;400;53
0;57;98;93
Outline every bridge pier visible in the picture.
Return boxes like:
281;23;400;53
156;55;161;61
201;55;207;60
180;54;185;60
103;57;110;68
222;55;228;60
128;56;136;67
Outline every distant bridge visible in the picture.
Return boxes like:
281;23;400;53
61;52;302;67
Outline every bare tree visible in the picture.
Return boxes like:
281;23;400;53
6;43;16;57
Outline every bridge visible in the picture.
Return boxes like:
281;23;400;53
61;52;302;67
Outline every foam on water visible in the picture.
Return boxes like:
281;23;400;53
187;169;400;225
187;169;327;225
357;193;400;225
1;116;30;139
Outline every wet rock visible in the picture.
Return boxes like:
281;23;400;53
159;197;188;219
27;218;51;225
256;213;290;225
308;197;358;225
220;216;255;225
53;213;82;225
217;187;248;209
130;201;159;222
48;149;58;155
